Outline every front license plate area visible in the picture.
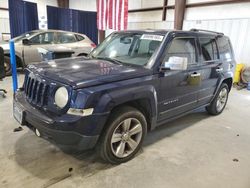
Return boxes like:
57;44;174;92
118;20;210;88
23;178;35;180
13;102;24;125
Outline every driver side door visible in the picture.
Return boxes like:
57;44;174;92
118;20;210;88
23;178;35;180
23;32;55;63
158;34;201;123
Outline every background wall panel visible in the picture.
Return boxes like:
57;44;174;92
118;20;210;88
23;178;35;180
67;0;250;64
126;0;250;64
183;18;250;64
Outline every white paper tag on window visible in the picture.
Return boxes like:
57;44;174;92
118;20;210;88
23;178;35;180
141;34;164;41
165;56;188;70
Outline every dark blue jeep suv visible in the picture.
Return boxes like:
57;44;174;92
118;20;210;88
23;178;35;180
13;29;235;164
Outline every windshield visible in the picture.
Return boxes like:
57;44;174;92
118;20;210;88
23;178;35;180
90;33;164;66
12;31;37;42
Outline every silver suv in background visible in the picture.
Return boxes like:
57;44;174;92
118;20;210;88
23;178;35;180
0;29;96;75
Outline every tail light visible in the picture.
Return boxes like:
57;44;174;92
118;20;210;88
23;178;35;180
91;43;96;48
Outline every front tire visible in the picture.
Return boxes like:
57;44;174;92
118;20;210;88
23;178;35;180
98;106;147;164
206;83;229;115
4;56;11;76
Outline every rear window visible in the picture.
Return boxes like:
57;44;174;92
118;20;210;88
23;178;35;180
216;37;233;61
57;33;77;43
199;38;218;62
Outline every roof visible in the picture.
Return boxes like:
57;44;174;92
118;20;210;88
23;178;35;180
116;29;225;37
29;29;86;35
117;29;171;35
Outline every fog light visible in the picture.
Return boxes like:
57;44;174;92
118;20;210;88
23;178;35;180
35;129;41;137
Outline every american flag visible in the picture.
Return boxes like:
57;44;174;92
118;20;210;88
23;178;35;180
97;0;128;31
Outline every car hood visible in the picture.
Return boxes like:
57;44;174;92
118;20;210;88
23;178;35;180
27;57;152;89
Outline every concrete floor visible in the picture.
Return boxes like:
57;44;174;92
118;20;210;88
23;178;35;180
0;74;250;188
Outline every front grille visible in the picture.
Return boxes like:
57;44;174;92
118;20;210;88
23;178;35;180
24;73;50;107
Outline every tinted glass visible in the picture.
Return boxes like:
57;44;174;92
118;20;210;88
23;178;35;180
164;38;197;65
76;34;85;41
57;33;76;43
90;33;163;66
30;32;54;44
12;31;37;42
200;38;218;61
216;37;233;61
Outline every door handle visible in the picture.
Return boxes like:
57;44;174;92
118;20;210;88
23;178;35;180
216;67;223;72
188;72;201;85
190;72;201;77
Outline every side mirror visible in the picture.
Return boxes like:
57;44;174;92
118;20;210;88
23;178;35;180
22;39;31;45
120;37;132;44
159;66;170;72
162;56;188;71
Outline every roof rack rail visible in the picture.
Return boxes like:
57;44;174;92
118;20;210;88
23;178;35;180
190;28;224;35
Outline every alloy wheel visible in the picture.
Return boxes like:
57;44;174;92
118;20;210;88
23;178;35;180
110;118;143;158
4;61;10;73
216;88;228;112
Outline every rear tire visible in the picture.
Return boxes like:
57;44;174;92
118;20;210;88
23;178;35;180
97;106;147;164
206;83;229;115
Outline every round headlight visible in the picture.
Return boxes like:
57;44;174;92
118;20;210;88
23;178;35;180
54;87;69;108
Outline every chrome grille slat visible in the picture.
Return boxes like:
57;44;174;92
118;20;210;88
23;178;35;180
24;73;49;107
41;85;49;105
28;79;34;98
31;80;38;101
35;82;42;104
25;77;31;95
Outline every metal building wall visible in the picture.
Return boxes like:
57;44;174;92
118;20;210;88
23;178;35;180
128;21;174;30
183;18;250;64
0;18;10;41
0;18;10;33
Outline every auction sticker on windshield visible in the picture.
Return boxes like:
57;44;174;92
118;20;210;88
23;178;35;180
141;34;164;41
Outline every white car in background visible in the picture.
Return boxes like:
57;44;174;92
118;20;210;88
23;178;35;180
0;29;96;75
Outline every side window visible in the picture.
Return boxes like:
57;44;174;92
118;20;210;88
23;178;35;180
216;37;233;61
57;33;77;43
30;32;54;44
164;37;197;65
199;38;219;62
75;34;85;41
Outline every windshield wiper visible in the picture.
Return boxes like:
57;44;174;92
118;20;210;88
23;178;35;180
95;56;123;65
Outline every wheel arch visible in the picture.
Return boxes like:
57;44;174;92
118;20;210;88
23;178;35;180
96;85;158;132
222;77;233;91
4;53;24;68
211;76;233;102
109;98;153;131
77;53;88;57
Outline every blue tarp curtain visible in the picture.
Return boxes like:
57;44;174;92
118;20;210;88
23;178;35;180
47;6;98;44
8;0;39;38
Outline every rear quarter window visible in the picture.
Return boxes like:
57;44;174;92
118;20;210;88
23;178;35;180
216;37;233;61
57;33;77;43
75;34;85;41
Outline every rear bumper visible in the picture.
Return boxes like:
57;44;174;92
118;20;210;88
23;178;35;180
14;91;109;150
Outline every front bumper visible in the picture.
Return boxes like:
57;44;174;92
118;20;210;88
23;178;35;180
14;91;109;150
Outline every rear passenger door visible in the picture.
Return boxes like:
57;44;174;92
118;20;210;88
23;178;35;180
55;32;87;56
196;37;222;106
